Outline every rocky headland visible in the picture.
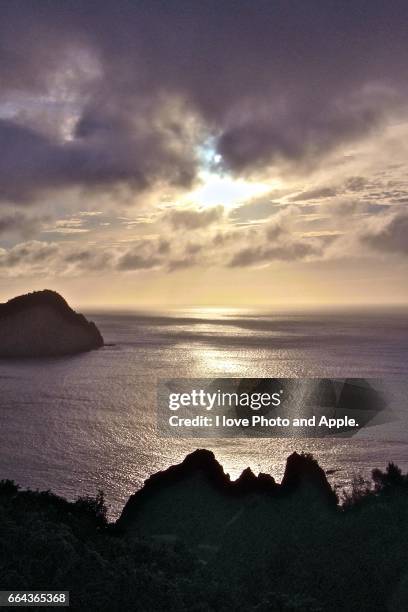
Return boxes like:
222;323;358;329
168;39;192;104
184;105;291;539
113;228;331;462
0;289;103;357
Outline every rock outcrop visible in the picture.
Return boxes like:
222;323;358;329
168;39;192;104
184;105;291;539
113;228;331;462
0;289;104;357
280;451;338;503
116;449;337;547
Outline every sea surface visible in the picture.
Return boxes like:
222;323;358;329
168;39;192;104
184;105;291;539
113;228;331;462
0;307;408;518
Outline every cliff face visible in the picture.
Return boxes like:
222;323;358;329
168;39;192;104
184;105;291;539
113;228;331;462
0;290;104;357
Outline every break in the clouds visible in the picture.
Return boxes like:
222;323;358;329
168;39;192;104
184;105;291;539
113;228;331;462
1;1;408;204
0;1;408;305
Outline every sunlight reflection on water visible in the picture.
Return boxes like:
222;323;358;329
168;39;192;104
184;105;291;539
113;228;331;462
0;308;407;518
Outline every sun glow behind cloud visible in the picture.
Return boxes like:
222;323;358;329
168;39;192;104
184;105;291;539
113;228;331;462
1;3;408;307
187;169;276;209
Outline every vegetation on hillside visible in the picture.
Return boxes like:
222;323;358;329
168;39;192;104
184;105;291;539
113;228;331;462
1;458;408;611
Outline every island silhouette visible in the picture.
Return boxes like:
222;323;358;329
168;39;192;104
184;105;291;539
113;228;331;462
0;290;103;357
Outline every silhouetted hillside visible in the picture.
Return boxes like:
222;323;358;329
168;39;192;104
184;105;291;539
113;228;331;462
0;290;103;357
1;451;408;611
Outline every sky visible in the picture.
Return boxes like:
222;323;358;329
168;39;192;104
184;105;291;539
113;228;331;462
1;0;408;308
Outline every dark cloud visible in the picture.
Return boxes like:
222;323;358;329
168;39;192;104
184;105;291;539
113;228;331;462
116;238;168;271
228;240;321;267
164;206;223;229
361;211;408;255
217;105;383;173
167;242;203;271
185;243;202;255
0;211;43;237
64;249;111;271
344;176;368;192
64;251;92;264
227;206;323;266
1;1;408;203
0;239;116;277
0;241;58;270
167;257;196;272
117;252;160;271
157;239;171;255
0;115;196;204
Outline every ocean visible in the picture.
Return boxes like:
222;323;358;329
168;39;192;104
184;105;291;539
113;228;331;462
0;307;407;518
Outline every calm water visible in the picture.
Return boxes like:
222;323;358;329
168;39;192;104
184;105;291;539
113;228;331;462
0;308;407;518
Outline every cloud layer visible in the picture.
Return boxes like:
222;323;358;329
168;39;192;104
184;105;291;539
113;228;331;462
1;1;408;204
0;0;407;307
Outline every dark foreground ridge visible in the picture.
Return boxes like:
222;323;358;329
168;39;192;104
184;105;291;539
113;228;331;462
0;289;103;357
2;450;408;611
